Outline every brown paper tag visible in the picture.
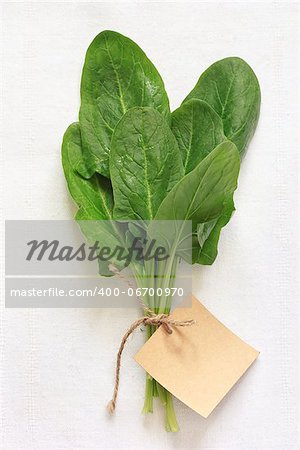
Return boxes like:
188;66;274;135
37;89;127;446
134;296;259;418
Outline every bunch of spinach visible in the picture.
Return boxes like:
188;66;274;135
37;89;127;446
62;30;260;431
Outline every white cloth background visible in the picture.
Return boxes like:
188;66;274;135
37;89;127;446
1;2;299;449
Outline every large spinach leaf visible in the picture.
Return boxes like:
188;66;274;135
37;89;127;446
154;141;240;225
79;30;170;178
110;107;184;221
152;141;239;262
183;57;260;156
171;99;226;174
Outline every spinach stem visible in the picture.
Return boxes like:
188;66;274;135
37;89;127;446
165;391;179;432
132;251;180;431
142;373;154;414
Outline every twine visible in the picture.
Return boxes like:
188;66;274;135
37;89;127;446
106;264;195;414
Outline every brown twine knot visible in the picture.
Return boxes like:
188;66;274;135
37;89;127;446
106;309;195;414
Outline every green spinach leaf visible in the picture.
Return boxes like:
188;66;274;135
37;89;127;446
171;99;226;174
62;123;114;220
110;107;184;221
183;57;260;156
154;141;240;226
62;122;124;275
79;30;170;178
192;195;235;264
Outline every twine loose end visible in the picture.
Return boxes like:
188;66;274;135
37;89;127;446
107;399;116;415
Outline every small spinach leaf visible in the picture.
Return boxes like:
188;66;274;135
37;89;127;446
171;99;226;174
62;122;124;275
192;195;235;264
79;30;170;178
183;57;261;156
62;123;114;220
110;107;184;221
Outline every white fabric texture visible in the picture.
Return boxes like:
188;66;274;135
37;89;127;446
1;2;299;449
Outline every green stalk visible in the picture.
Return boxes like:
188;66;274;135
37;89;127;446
165;391;179;432
152;379;159;397
155;255;180;432
130;242;180;431
142;373;154;413
142;322;155;413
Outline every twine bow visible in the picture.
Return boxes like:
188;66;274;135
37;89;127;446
107;264;195;414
